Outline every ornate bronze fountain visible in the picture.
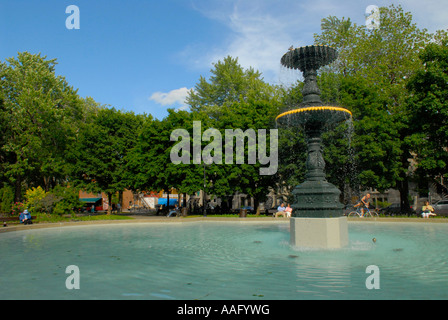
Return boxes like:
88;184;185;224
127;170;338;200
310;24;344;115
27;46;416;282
276;45;352;218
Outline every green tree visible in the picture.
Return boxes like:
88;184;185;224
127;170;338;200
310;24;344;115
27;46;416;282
128;109;206;213
24;186;47;214
314;5;432;211
186;56;283;213
315;16;357;75
0;52;83;200
338;75;403;190
68;107;144;215
0;87;9;187
187;56;280;115
210;99;281;213
50;185;84;216
0;185;14;214
165;111;206;198
407;38;448;183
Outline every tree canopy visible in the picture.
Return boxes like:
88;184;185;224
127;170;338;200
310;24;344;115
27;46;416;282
313;4;439;210
1;4;447;215
407;37;448;180
0;52;83;200
68;107;145;214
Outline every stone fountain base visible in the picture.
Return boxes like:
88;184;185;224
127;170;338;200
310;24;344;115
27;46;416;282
290;216;348;249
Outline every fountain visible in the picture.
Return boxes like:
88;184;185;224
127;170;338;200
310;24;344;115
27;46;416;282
3;222;448;299
277;45;352;249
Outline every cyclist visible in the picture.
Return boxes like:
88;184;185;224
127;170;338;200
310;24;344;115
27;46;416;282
354;193;371;217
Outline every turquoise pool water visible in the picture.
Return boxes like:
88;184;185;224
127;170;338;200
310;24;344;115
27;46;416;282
1;221;447;300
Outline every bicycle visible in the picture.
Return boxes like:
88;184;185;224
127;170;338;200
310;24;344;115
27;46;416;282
348;206;379;218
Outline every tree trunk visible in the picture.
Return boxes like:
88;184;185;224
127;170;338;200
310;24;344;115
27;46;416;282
43;176;50;192
166;189;170;215
398;179;411;215
398;153;411;215
107;192;112;215
119;191;123;211
14;176;22;203
254;197;260;216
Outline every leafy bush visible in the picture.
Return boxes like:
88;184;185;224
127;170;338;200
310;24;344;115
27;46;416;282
0;185;14;214
40;193;63;214
11;202;25;215
23;185;83;216
50;185;83;216
376;201;392;209
25;186;47;213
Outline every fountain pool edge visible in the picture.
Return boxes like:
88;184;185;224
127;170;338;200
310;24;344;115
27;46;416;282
0;217;290;234
1;216;447;235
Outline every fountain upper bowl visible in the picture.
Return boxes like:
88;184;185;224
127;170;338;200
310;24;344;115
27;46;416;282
281;45;338;71
276;106;352;126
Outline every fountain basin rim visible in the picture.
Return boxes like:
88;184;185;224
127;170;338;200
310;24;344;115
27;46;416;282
275;106;352;122
281;45;339;71
287;44;337;51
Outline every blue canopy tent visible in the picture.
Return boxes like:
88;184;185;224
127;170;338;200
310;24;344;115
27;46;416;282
79;197;102;212
80;198;102;204
157;198;178;206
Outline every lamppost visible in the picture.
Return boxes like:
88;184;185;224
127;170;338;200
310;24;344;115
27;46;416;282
203;162;207;217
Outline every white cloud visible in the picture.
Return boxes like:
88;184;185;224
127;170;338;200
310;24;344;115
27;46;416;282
149;87;192;109
183;0;448;87
185;0;340;84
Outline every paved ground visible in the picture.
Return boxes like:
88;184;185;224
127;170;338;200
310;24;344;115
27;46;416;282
1;215;447;234
0;216;288;233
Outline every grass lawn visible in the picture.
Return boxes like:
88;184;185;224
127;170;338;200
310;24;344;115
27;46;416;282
3;212;447;225
38;213;134;223
1;213;134;225
185;214;272;218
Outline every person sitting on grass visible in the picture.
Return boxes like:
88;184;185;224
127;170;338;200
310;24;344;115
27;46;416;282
422;201;436;219
19;209;33;225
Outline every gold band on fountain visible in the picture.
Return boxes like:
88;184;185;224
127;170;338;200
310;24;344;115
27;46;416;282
275;106;352;122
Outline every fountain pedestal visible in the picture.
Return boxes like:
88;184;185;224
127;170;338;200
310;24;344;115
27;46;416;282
290;216;348;249
292;128;344;218
277;45;351;249
289;126;348;248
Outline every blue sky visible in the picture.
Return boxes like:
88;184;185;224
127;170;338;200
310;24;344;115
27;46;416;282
1;0;447;120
